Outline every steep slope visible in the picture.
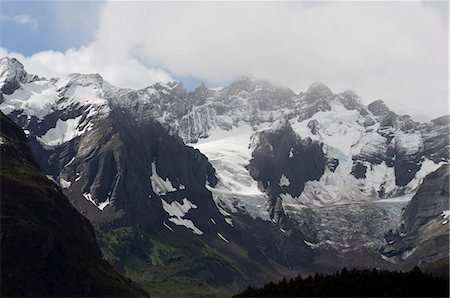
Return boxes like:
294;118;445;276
0;111;147;297
381;165;449;276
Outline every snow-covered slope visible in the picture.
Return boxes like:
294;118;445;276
191;123;271;221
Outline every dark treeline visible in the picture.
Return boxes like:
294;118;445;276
234;267;449;297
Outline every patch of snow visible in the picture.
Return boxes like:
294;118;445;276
401;246;418;260
163;221;174;232
150;161;177;195
82;192;95;205
210;218;216;225
98;200;110;210
37;115;88;147
289;147;294;158
0;137;5;146
217;205;231;217
381;254;397;264
46;175;56;183
279;174;290;187
161;198;203;235
441;210;450;224
1;80;59;119
405;159;445;191
59;178;71;189
75;176;82;182
168;217;203;235
304;240;319;249
65;157;75;167
82;192;109;210
161;197;197;218
217;232;229;243
225;217;234;226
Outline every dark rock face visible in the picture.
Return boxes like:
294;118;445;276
351;162;367;179
326;158;339;172
249;120;326;222
307;119;319;135
367;100;391;117
420;115;450;163
338;89;369;115
381;165;449;271
402;165;449;234
0;112;147;297
233;213;316;268
31;107;222;231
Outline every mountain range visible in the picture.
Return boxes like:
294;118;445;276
1;56;448;295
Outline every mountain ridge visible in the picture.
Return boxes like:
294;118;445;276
1;56;448;294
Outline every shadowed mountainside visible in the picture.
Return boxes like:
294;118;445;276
0;111;148;297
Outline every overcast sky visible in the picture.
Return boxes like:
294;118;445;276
1;1;448;121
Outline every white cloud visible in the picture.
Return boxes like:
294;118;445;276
0;46;173;89
12;14;37;29
2;1;448;121
0;13;38;29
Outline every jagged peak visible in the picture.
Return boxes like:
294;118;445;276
0;56;25;72
341;89;360;100
144;81;187;97
1;56;28;83
306;81;333;97
226;75;258;92
193;82;210;94
338;89;367;112
152;80;181;89
367;99;392;116
269;115;291;132
65;72;104;84
0;57;38;95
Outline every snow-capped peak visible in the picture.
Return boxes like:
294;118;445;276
0;57;37;93
0;57;25;77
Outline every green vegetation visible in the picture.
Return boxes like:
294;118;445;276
235;267;449;297
95;224;236;296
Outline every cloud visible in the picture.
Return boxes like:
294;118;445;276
94;1;448;120
12;14;37;29
2;1;448;120
0;46;173;89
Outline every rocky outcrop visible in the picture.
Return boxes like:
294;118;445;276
381;165;449;272
248;120;326;223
